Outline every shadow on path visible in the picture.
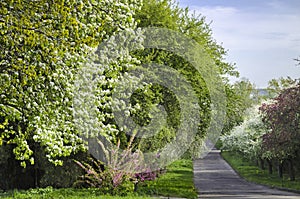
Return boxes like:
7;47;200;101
193;149;300;199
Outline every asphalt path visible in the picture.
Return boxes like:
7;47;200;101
193;149;300;199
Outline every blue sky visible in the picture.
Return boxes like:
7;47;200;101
177;0;300;88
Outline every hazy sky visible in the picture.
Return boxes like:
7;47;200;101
177;0;300;88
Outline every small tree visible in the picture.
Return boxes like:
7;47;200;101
260;84;300;181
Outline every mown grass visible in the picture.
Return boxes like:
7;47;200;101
137;159;198;199
0;159;196;199
0;188;157;199
222;151;300;191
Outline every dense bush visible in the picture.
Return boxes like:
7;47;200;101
0;144;86;190
38;151;86;188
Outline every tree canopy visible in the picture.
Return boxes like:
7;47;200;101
0;0;250;167
0;0;142;166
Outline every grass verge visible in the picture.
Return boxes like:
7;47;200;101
0;188;157;199
222;151;300;191
0;159;196;199
137;159;198;199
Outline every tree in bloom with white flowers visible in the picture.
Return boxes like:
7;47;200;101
221;103;269;161
0;0;142;166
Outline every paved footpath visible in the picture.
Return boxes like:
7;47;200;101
193;149;300;199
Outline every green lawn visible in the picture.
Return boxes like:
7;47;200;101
0;188;157;199
137;159;198;199
0;159;197;199
222;151;300;191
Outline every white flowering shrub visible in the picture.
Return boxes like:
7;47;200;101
221;104;269;160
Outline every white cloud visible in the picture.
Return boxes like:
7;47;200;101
193;6;238;17
191;6;300;51
183;4;300;87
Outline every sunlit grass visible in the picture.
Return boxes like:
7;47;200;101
0;188;157;199
0;159;197;199
222;151;300;191
137;159;198;199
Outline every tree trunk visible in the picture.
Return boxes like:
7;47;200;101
267;159;273;174
278;162;283;178
260;158;265;170
255;159;259;167
288;159;295;181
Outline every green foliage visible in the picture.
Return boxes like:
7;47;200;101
0;0;253;193
267;77;300;98
222;79;256;134
0;0;142;167
135;0;180;29
138;127;176;153
0;0;243;169
131;0;243;158
38;151;87;188
0;143;86;190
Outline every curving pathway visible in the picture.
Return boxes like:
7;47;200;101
193;149;300;199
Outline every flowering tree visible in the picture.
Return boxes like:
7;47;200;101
0;0;142;166
1;0;243;169
221;104;268;160
260;84;300;180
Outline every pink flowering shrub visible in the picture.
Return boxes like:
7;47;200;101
74;135;162;195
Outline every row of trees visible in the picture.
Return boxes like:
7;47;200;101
1;0;144;189
0;0;252;190
222;76;300;181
